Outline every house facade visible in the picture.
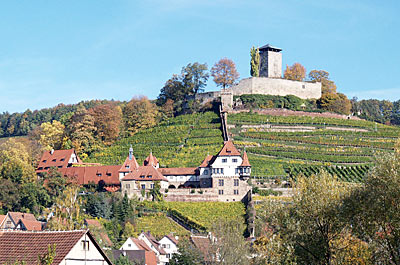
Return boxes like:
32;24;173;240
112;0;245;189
121;140;251;202
0;230;112;265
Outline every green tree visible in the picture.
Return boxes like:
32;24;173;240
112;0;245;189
211;58;240;89
39;120;65;150
250;46;260;77
150;181;163;201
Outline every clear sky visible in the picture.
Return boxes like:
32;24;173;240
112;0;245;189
1;0;399;113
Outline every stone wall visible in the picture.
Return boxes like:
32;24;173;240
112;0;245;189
231;77;321;99
193;91;221;104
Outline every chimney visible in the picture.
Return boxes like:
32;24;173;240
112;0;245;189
50;149;54;155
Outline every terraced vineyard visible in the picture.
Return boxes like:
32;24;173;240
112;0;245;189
86;112;224;167
134;212;190;238
140;201;246;232
229;112;400;182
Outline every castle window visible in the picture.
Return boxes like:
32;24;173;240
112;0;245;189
302;85;305;89
218;190;224;195
126;184;130;189
218;179;224;186
141;184;145;190
150;184;154;189
222;158;227;163
234;179;239;186
234;190;239;195
233;158;238;163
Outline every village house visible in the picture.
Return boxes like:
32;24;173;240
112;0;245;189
0;230;112;265
0;212;43;231
158;233;179;260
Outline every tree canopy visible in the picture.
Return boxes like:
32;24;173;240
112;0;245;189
211;58;240;89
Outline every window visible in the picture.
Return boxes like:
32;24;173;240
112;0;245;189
218;179;224;186
52;159;56;162
60;158;65;161
141;184;146;190
302;84;306;89
150;184;154;189
140;175;145;178
82;240;90;250
96;173;102;176
106;172;111;176
126;184;130;189
58;166;62;168
234;179;239;186
218;190;224;195
167;254;171;258
128;243;132;247
221;168;224;174
38;167;43;170
148;175;152;178
125;165;130;168
162;244;166;248
234;189;239;195
42;160;47;163
232;158;238;163
204;169;208;175
222;158;227;163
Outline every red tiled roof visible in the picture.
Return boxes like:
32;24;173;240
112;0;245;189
190;236;211;259
130;238;152;251
217;140;241;156
59;165;121;185
84;219;112;247
165;233;179;245
0;230;105;265
112;250;156;265
119;155;140;173
143;152;159;167
36;149;80;173
0;215;5;227
17;219;42;231
240;150;251;167
145;251;157;265
158;167;197;175
122;166;168;182
199;155;215;168
143;232;167;255
8;212;36;224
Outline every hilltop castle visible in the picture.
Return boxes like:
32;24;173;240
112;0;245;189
194;44;322;110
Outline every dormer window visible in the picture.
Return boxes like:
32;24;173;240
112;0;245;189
106;173;112;176
140;175;145;178
125;165;130;169
60;158;65;161
96;173;102;176
38;167;43;170
148;175;152;178
52;159;56;162
42;160;47;163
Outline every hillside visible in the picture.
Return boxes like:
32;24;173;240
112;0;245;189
228;112;400;182
86;112;224;168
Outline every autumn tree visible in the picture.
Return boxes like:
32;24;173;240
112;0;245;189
344;140;400;264
211;58;240;89
38;120;65;150
318;92;352;115
284;63;306;81
123;96;159;136
89;104;122;144
67;107;98;157
308;70;337;94
250;46;260;77
258;171;361;265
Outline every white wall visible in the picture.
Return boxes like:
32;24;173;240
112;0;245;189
210;155;243;177
120;238;142;250
61;234;110;265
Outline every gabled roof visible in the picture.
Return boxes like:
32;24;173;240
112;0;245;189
217;140;241;156
190;235;211;260
142;232;167;255
112;250;157;265
165;233;179;245
119;155;140;173
240;150;251;167
84;219;112;247
8;212;37;225
59;165;121;185
199;155;215;168
122;166;168;182
158;167;198;176
143;152;159;167
16;219;42;231
0;215;5;227
129;237;152;251
36;149;81;173
0;230;112;265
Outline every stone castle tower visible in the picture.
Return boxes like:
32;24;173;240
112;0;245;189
259;44;282;78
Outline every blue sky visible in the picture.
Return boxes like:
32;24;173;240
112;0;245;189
0;0;399;113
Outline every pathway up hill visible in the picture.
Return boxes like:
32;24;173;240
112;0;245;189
227;111;400;182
